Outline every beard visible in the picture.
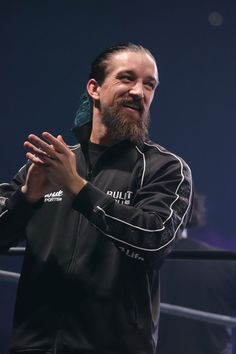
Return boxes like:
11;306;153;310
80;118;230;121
100;97;150;145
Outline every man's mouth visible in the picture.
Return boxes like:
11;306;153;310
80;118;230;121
122;102;143;113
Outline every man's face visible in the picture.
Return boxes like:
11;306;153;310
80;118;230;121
97;50;158;144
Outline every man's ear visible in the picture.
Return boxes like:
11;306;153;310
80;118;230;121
87;79;100;100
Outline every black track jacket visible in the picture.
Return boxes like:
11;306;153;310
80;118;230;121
0;139;192;354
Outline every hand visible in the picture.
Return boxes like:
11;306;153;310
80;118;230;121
21;162;55;203
22;132;87;201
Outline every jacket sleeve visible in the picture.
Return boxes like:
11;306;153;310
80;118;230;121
72;154;193;266
0;164;42;251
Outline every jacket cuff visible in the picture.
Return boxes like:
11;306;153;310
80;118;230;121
72;182;111;217
6;188;43;217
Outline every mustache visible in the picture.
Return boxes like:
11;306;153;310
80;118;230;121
118;96;144;113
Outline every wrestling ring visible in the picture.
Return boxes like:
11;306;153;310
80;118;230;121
1;247;236;327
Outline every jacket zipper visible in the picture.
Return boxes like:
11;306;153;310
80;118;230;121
67;214;82;273
52;315;64;353
67;160;93;273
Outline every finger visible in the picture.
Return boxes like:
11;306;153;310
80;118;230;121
24;141;56;165
27;134;54;154
24;141;51;159
57;134;66;145
27;134;61;159
42;132;67;153
26;152;46;165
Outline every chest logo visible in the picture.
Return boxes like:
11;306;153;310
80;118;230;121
106;190;133;205
44;190;63;203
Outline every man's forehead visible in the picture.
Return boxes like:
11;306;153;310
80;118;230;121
107;50;158;77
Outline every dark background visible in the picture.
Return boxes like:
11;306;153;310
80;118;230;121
0;0;235;352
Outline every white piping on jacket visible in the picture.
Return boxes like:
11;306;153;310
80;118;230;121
0;183;11;187
96;205;165;232
68;144;80;151
0;209;8;219
95;142;193;252
0;164;27;219
135;146;146;188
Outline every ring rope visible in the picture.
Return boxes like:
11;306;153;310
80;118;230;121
1;247;236;327
0;269;20;282
1;269;236;327
2;247;236;260
160;303;236;327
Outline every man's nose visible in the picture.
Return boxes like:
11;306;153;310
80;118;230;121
129;82;144;99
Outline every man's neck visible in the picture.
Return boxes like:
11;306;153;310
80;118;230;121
90;117;119;147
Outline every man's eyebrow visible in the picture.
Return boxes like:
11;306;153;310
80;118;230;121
116;70;134;76
145;75;158;82
116;70;158;87
117;70;157;81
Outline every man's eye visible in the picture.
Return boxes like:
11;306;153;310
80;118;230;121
120;76;132;82
145;82;155;90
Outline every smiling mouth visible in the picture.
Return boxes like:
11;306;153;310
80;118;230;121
123;104;143;113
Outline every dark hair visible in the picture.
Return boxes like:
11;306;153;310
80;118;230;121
89;42;157;85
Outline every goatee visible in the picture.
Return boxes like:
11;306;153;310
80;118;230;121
101;100;150;145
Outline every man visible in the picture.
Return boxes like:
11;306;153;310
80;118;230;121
0;43;192;354
157;193;236;354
